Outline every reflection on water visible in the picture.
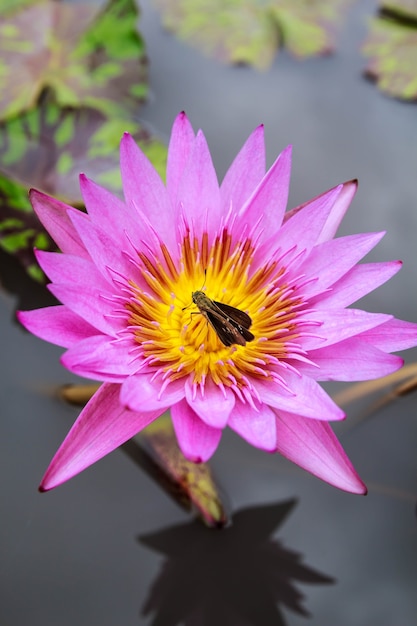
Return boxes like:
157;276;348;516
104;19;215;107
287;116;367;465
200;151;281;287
139;500;334;625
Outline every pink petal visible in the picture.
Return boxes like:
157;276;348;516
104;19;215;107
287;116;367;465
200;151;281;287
61;335;136;381
310;261;402;309
298;232;385;299
237;145;292;242
48;283;119;336
35;250;112;290
220;125;266;214
359;318;417;352
300;338;404;381
316;179;358;243
274;409;367;494
171;400;222;462
271;185;342;256
68;209;136;281
29;189;89;258
284;179;358;244
299;309;392;351
184;377;235;428
120;374;185;412
39;383;161;491
176;130;221;241
119;133;177;252
79;174;144;250
17;305;97;348
166;111;196;203
228;401;277;451
253;373;345;420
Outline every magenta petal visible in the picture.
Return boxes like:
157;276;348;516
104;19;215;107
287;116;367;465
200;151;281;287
311;261;402;309
220;125;266;214
176;130;221;240
61;336;136;381
238;145;292;242
285;179;358;244
299;309;392;351
120;374;185;412
35;250;112;290
228;401;277;451
68;209;135;280
253;373;345;420
171;400;222;462
316;179;358;243
79;174;143;250
119;133;176;251
166;111;196;202
298;231;385;299
301;338;404;381
29;190;89;258
17;306;97;348
270;185;342;256
48;283;118;336
359;318;417;352
274;409;367;494
39;383;161;491
184;377;235;428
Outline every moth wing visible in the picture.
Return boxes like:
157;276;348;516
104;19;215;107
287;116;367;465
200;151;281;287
212;301;252;329
205;310;246;347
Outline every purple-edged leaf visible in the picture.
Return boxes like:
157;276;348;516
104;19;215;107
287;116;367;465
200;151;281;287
138;413;227;527
0;0;37;14
0;173;53;282
0;0;147;121
0;101;167;279
152;0;355;69
362;6;417;101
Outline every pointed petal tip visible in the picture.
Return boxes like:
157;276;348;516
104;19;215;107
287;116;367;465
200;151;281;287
120;132;135;151
172;110;193;131
38;473;62;492
349;478;367;496
29;188;51;205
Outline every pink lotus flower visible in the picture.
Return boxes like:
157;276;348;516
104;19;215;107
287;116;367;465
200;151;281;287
19;112;417;494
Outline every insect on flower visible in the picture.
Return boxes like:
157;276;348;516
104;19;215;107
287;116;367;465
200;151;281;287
189;290;255;347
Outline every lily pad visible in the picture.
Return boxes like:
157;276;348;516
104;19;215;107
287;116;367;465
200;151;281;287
152;0;355;69
0;98;167;279
0;174;52;282
0;0;148;121
362;3;417;100
0;0;38;15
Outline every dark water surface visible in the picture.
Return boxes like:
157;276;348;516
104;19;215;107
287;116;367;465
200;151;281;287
1;1;417;624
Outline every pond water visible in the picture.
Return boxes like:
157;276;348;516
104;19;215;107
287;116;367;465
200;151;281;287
1;0;417;624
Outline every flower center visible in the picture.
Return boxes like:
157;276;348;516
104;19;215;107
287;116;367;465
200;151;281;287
125;229;311;396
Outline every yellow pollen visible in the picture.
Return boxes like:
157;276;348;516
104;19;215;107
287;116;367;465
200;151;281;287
125;231;305;391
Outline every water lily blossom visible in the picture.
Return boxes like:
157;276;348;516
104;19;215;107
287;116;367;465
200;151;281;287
18;112;417;494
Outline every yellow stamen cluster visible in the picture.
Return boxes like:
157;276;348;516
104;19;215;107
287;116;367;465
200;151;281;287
126;230;305;392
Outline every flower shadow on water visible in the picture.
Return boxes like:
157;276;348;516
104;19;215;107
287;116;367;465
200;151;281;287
138;500;334;626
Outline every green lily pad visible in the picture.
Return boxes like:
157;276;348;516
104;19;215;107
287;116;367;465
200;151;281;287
0;0;38;15
0;173;52;282
152;0;355;69
0;98;167;280
362;2;417;100
0;0;148;121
